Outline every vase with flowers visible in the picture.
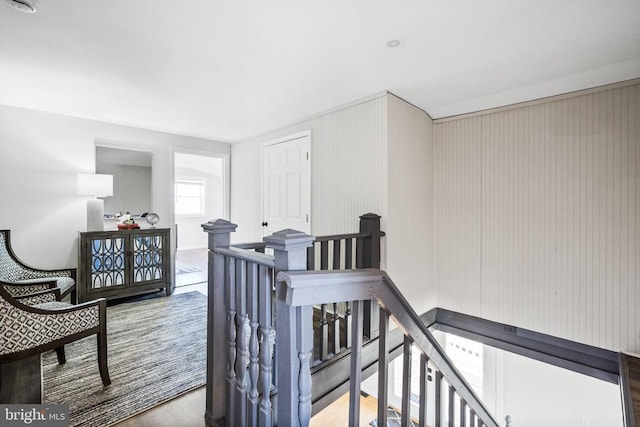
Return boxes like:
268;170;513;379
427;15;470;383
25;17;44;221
116;212;140;230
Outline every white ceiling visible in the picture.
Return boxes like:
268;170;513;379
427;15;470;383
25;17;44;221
1;0;639;143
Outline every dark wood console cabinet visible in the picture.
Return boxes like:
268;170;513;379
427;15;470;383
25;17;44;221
78;228;172;303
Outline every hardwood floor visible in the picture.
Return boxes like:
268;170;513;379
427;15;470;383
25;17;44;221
114;388;378;427
175;248;208;288
310;392;379;427
113;387;207;427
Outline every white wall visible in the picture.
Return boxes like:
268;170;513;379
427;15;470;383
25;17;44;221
434;82;640;353
386;94;436;314
231;95;387;244
486;347;623;427
0;104;229;270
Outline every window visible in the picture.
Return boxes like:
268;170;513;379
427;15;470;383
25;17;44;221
175;180;205;215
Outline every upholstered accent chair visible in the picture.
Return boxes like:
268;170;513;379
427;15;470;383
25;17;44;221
0;283;111;386
0;230;76;303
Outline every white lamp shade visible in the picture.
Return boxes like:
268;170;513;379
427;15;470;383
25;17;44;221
77;173;113;197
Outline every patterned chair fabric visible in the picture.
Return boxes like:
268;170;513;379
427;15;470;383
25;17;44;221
0;283;111;386
0;230;76;302
14;287;60;306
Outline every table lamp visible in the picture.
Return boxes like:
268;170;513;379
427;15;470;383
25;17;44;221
77;173;113;231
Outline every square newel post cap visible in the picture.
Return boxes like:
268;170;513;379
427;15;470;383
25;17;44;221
263;229;315;251
359;213;381;220
201;218;238;234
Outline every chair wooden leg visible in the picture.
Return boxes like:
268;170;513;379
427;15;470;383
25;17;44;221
70;289;77;304
55;347;66;364
97;332;111;386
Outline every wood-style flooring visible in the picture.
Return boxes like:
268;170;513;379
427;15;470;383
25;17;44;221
175;248;208;288
114;387;378;427
310;392;379;427
113;387;206;427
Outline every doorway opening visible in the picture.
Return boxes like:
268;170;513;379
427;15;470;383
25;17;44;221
174;152;226;290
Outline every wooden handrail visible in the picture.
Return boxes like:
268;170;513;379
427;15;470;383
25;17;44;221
231;242;267;252
215;246;275;268
276;269;500;427
313;232;371;242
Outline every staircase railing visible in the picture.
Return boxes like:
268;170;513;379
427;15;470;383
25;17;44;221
275;269;500;427
204;218;634;427
202;214;384;426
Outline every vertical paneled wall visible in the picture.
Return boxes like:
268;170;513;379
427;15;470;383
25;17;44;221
231;95;386;243
310;97;387;236
435;116;483;316
386;94;436;313
435;83;640;352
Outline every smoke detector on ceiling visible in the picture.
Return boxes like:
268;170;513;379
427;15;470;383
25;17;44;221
5;0;39;13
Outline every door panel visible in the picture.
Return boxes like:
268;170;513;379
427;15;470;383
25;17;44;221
262;133;310;236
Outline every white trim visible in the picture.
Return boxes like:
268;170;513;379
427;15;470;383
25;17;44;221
260;129;311;148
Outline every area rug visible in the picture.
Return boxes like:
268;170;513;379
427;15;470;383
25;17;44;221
176;262;203;275
42;291;207;427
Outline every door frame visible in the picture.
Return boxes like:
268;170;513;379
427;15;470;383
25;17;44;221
260;130;312;237
171;148;230;224
170;148;229;287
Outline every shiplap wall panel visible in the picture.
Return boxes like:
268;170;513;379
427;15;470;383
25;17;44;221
435;83;640;352
386;94;435;314
435;116;483;316
231;95;386;242
311;97;387;236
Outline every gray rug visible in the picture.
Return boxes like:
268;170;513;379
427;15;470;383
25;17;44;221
176;262;203;275
42;292;207;427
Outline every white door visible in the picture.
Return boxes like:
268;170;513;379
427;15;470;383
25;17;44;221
262;132;311;236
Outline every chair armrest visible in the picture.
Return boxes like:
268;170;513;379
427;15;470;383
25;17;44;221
14;296;106;316
0;279;57;296
15;287;62;305
19;266;76;280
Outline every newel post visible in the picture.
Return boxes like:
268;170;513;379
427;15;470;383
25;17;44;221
265;229;315;427
359;213;381;339
202;219;237;427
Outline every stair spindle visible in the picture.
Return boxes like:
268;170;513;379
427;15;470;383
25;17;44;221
401;336;413;427
333;239;341;269
419;354;428;427
332;302;340;354
247;262;260;427
320;304;329;360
